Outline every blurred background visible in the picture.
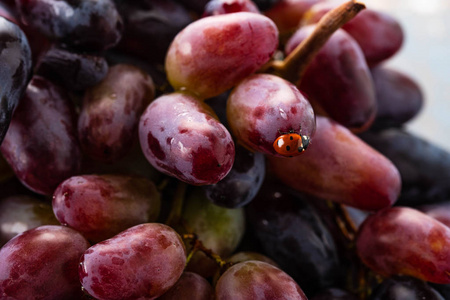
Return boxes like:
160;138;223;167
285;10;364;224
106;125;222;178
368;0;450;151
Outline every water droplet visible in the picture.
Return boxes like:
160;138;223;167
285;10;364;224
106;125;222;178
279;108;287;120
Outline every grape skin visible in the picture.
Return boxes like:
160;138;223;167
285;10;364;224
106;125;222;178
139;93;235;185
356;207;450;284
158;272;214;300
79;223;186;300
165;12;279;99
215;260;308;300
52;174;161;243
269;116;401;211
227;73;315;157
0;225;90;300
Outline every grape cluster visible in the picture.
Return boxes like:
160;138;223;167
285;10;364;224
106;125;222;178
0;0;449;299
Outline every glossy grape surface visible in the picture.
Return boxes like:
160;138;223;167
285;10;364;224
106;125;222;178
269;116;401;211
139;92;235;185
165;12;278;99
116;0;193;65
419;202;450;228
0;195;58;246
0;16;32;145
215;260;308;300
203;0;260;17
356;207;450;284
52;174;161;243
79;64;155;163
202;144;265;208
286;26;376;131
227;73;315;156
182;188;245;277
370;66;423;129
369;276;445;300
158;272;214;300
0;225;90;300
16;0;123;51
79;223;186;300
359;129;450;207
36;45;109;91
306;4;404;66
247;178;341;296
0;76;81;195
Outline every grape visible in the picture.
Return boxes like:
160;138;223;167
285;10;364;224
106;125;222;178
247;178;341;296
215;260;308;300
182;187;245;277
358;128;450;207
139;92;235;185
286;25;376;132
173;0;210;14
311;288;359;300
0;225;90;300
356;207;450;284
227;73;315;156
165;12;279;99
0;76;82;195
202;144;266;208
15;0;123;51
264;0;321;34
370;66;423;130
305;3;404;66
369;276;445;300
158;272;214;300
79;223;186;300
203;0;260;17
52;174;161;243
115;0;193;65
36;44;109;91
226;251;279;266
0;195;59;246
78;64;155;163
269;116;401;211
0;16;32;145
419;202;450;228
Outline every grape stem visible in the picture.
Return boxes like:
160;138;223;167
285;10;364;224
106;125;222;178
261;0;366;85
165;181;187;227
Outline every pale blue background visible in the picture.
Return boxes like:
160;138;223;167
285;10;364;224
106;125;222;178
368;0;450;151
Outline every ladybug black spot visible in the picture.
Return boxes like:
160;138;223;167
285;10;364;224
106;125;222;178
290;136;294;140
286;146;291;151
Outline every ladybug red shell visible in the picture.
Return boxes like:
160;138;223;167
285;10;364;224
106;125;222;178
273;131;310;157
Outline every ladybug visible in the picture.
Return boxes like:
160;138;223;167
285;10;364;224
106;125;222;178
273;129;310;157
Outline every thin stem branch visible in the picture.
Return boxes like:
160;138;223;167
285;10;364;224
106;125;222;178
165;181;187;227
262;1;365;84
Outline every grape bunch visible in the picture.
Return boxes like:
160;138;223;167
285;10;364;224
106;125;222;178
0;0;450;299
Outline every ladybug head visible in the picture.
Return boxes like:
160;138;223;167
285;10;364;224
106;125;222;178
298;135;310;153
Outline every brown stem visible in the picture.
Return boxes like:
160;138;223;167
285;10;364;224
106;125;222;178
165;181;187;227
262;0;366;84
182;233;228;270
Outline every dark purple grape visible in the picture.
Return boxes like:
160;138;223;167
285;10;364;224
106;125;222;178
0;195;59;246
0;76;82;195
36;44;109;91
429;283;450;300
370;66;423;130
79;223;186;300
247;178;342;296
202;144;265;208
52;174;161;243
358;129;450;207
0;225;90;300
369;276;445;300
173;0;210;14
215;260;308;299
253;0;282;11
0;16;32;144
158;272;214;300
78;64;155;163
16;0;123;51
202;0;260;17
139;92;235;185
311;288;359;300
116;0;193;65
286;26;376;132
